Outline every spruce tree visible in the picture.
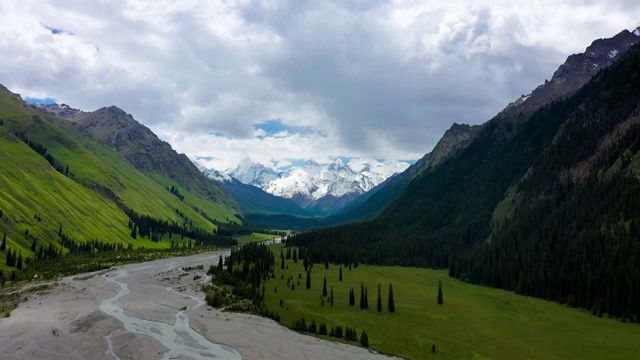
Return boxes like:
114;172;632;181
349;287;355;307
388;283;395;314
31;238;37;252
360;282;365;310
0;209;2;218
218;255;224;270
438;280;444;306
293;248;298;263
5;248;12;267
360;330;369;347
1;233;6;251
131;225;138;239
16;251;23;270
339;267;343;281
306;270;311;289
281;256;285;269
322;276;327;297
377;283;382;314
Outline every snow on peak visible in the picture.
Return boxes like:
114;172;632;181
203;169;232;182
219;157;411;202
634;27;640;37
226;157;280;186
609;49;619;59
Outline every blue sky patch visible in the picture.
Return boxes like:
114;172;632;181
25;97;56;105
254;119;313;138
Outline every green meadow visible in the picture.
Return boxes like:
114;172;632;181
264;245;640;360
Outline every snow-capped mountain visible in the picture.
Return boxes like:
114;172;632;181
218;157;410;214
226;157;280;187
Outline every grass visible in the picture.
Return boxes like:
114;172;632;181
264;245;640;360
234;232;280;244
0;85;239;270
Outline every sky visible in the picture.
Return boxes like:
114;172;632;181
1;1;639;171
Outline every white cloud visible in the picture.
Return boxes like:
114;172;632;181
1;0;639;170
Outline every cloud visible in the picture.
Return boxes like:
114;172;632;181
1;0;639;171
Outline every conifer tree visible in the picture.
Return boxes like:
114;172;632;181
0;209;3;218
339;267;343;281
349;287;355;307
360;330;369;348
1;233;6;251
322;276;327;297
438;280;444;306
31;238;37;252
388;283;395;314
16;251;23;270
281;256;285;269
131;225;137;239
306;270;311;289
293;248;298;263
6;248;12;267
218;255;224;270
360;282;365;310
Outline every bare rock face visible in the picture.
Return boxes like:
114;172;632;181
35;103;89;122
500;27;640;118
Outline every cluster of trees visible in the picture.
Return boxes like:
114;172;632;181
14;131;69;176
167;185;185;201
291;317;364;343
124;207;236;247
291;37;640;322
207;242;276;309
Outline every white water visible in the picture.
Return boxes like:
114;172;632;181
99;262;241;360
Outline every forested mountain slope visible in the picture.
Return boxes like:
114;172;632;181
294;41;640;322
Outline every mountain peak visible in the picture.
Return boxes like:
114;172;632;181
499;26;640;118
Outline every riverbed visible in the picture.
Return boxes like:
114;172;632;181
0;250;401;360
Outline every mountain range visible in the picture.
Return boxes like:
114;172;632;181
201;157;409;216
294;27;640;322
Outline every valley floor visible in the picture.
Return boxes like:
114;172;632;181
0;251;399;360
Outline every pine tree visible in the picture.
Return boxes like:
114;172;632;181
281;256;285;269
1;233;6;251
322;276;327;297
218;255;224;270
131;225;138;239
438;280;444;306
6;248;12;267
360;282;365;310
360;330;369;347
349;287;355;307
0;209;3;218
16;251;23;270
432;344;437;354
339;267;343;281
293;248;298;263
377;283;382;314
31;238;37;252
388;283;395;314
306;270;311;289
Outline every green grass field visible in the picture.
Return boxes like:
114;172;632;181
234;233;280;244
264;245;640;360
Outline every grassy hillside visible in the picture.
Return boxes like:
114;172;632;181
0;86;240;276
265;246;640;360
